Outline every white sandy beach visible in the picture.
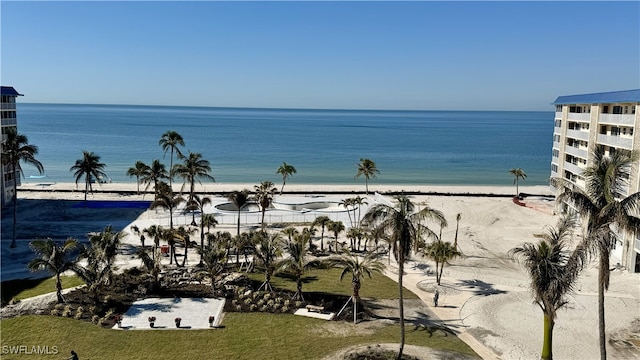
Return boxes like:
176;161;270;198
2;182;639;359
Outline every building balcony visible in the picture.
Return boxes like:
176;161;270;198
555;111;563;119
635;237;640;253
564;145;588;159
597;134;633;149
599;113;636;126
1;118;17;127
0;103;16;110
566;129;590;141
550;169;558;179
564;161;585;176
567;113;591;122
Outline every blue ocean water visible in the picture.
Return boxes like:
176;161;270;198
16;103;554;186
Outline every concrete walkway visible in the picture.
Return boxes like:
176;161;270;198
383;262;499;360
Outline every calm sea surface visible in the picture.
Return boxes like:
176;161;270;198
16;103;554;186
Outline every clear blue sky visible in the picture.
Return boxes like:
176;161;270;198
2;1;638;111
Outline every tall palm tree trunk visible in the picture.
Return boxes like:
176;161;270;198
10;163;18;248
56;273;64;303
542;313;554;360
397;255;405;360
598;254;607;360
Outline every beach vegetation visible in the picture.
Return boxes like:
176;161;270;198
454;213;462;250
363;195;446;360
551;145;640;360
150;181;184;230
27;237;79;303
141;159;168;200
311;215;331;252
1;127;44;248
173;151;215;225
126;160;150;195
276;162;296;194
199;243;228;294
187;195;214;264
70;150;107;205
159;130;185;189
227;189;252;238
138;247;161;290
143;224;163;261
355;158;379;194
422;240;461;285
509;167;527;198
169;225;197;267
254;180;278;229
509;215;587;360
73;225;126;302
327;220;346;253
325;249;386;324
277;234;321;301
280;226;298;242
252;231;284;292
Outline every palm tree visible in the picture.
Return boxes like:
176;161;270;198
423;240;461;285
187;195;214;264
173;151;215;225
126;160;150;195
73;226;125;300
28;238;79;303
327;220;345;253
454;213;462;250
277;235;319;301
276;162;296;194
159;130;185;190
312;216;331;251
1;128;44;248
552;146;640;359
355;158;379;194
340;198;356;228
227;189;251;237
200;243;228;294
254;180;277;229
70;150;107;205
138;247;161;290
281;226;299;242
253;231;284;292
509;167;527;198
170;225;196;267
143;224;163;261
150;181;184;230
362;195;446;360
140;159;168;200
327;249;385;324
509;215;587;360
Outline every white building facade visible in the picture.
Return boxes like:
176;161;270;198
1;86;23;207
551;89;640;273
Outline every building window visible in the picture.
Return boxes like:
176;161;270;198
613;106;623;114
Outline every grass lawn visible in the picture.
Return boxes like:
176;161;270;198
247;267;419;300
0;268;477;359
0;314;478;359
1;275;84;305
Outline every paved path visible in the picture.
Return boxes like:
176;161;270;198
383;262;499;360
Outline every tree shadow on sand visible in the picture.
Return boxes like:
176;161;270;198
457;279;506;296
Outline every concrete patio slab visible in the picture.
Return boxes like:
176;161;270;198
114;297;225;330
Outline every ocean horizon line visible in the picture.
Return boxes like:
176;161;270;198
19;102;553;114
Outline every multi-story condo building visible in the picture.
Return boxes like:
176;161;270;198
1;86;23;207
551;89;640;273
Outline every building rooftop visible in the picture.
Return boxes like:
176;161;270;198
553;89;640;105
1;86;23;96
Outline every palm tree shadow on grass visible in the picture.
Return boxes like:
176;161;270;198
457;279;507;296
